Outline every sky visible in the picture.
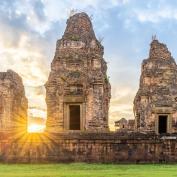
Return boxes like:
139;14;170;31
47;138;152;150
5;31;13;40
1;0;177;130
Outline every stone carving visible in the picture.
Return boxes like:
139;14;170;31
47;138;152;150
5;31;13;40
134;39;177;133
0;70;28;132
45;12;111;132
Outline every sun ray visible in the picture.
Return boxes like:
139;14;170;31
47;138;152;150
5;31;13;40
28;124;45;133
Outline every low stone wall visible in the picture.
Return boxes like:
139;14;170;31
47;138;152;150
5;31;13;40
0;132;177;163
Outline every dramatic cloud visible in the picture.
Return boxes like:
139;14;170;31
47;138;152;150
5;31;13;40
133;5;177;23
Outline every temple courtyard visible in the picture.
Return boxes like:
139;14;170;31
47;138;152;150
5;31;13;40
0;163;177;177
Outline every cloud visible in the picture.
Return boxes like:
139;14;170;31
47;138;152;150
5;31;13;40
27;86;45;95
134;7;177;23
0;0;129;35
0;35;48;118
118;0;177;24
0;34;49;85
0;1;50;118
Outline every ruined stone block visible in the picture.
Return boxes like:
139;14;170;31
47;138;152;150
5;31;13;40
0;70;28;133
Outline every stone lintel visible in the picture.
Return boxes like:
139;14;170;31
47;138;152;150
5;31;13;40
152;107;173;114
64;96;84;103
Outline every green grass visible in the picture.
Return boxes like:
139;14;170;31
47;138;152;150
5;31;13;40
0;163;177;177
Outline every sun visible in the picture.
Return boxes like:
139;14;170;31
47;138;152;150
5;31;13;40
28;124;45;133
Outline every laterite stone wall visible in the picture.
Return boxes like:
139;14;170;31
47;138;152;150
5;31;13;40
0;132;177;163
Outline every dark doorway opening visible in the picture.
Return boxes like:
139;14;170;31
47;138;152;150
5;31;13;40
158;115;168;134
69;105;80;130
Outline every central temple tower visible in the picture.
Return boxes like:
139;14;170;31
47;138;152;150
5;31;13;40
45;12;111;132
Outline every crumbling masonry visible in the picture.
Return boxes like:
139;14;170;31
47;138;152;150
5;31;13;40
0;70;28;132
45;12;111;132
134;39;177;134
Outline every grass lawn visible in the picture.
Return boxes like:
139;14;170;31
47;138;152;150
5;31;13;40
0;163;177;177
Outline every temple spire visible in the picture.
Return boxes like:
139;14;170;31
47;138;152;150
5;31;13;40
151;34;157;41
149;38;171;60
63;12;96;43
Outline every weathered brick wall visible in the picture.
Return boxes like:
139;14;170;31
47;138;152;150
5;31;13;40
0;132;177;163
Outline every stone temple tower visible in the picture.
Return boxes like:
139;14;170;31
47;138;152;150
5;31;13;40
134;39;177;134
0;70;28;133
45;12;111;132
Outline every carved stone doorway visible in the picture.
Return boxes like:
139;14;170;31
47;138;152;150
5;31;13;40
69;105;80;130
158;115;167;134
